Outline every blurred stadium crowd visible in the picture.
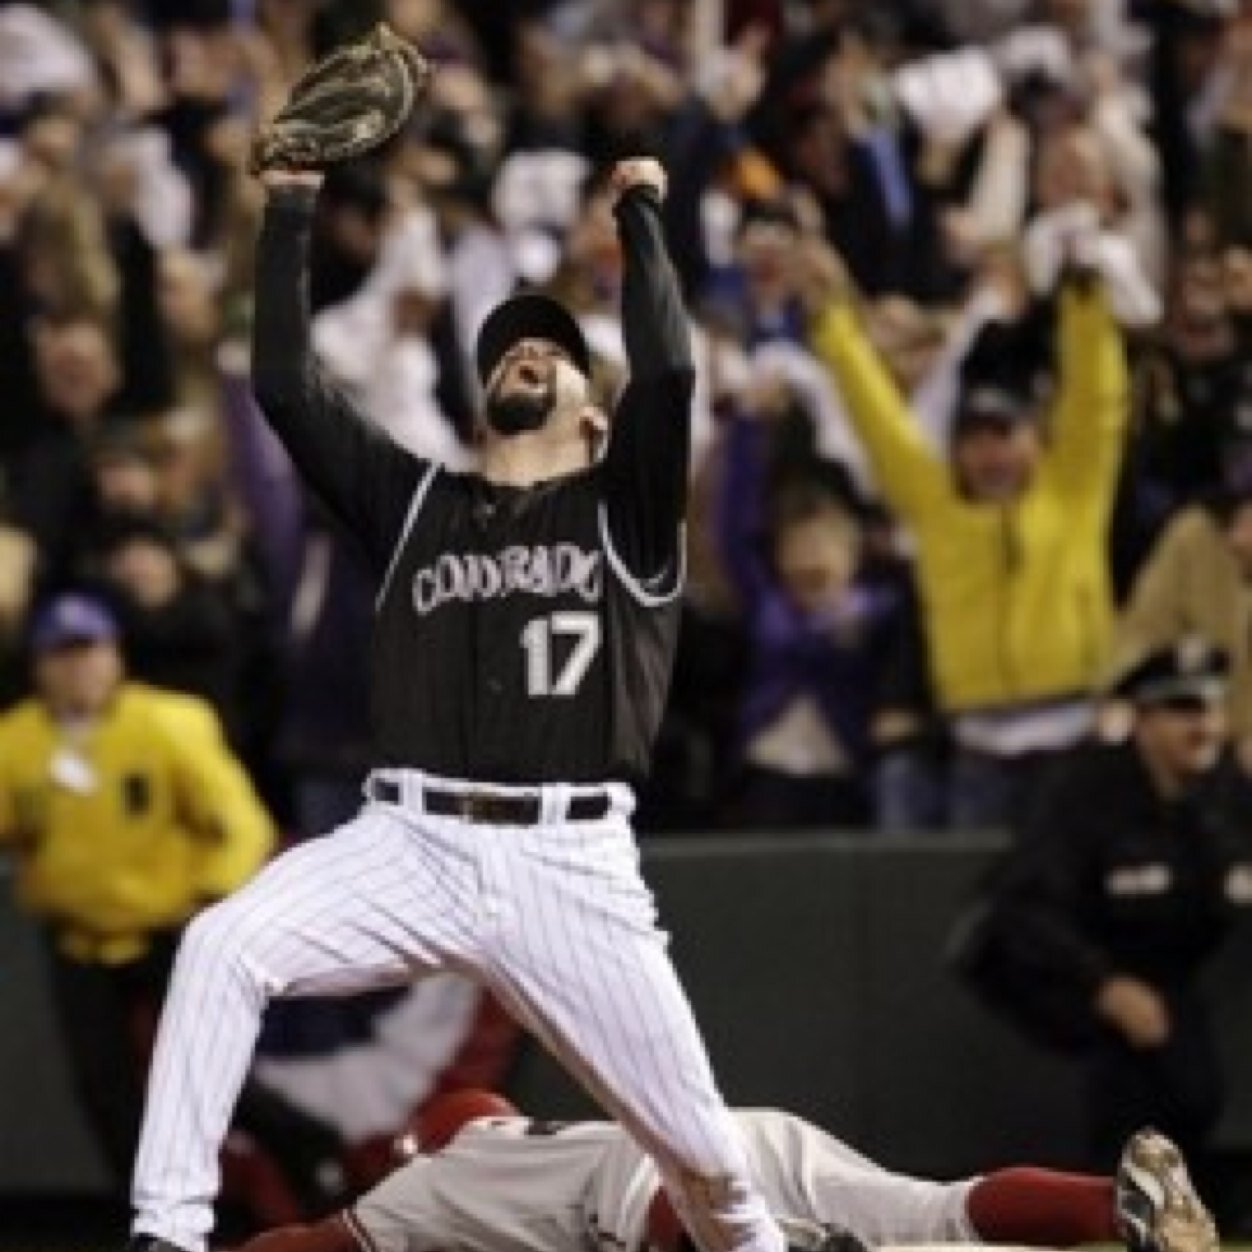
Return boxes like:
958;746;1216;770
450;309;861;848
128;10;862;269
2;0;1252;1240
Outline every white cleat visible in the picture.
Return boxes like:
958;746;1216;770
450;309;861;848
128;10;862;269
1115;1128;1220;1252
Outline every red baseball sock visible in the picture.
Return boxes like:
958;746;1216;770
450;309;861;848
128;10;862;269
967;1167;1119;1246
646;1187;684;1252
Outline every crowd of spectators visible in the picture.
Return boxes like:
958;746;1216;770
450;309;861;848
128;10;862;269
3;0;1252;1234
4;0;1252;837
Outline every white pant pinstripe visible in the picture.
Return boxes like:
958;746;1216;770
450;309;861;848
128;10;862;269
132;773;785;1252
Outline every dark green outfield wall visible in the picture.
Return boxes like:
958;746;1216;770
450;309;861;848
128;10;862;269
510;833;1252;1177
3;834;1250;1192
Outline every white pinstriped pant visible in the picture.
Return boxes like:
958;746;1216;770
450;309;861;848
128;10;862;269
132;770;786;1252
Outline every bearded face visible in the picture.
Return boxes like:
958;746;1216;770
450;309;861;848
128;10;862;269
484;378;557;434
483;340;567;435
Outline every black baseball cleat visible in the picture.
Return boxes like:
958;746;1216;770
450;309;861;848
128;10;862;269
1115;1128;1220;1252
125;1237;193;1252
811;1230;870;1252
780;1217;871;1252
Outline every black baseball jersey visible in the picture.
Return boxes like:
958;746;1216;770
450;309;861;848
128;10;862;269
252;184;693;785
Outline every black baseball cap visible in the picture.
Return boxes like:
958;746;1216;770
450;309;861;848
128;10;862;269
954;317;1051;433
1114;638;1230;707
475;292;591;386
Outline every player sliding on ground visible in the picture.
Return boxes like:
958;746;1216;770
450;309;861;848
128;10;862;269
233;1090;1219;1252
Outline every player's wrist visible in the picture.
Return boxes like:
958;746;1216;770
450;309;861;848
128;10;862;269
261;168;325;192
264;182;321;214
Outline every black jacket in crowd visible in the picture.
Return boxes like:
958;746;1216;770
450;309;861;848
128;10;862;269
950;740;1252;1051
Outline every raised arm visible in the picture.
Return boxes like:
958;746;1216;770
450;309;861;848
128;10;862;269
802;244;948;522
1040;276;1129;504
602;158;697;581
251;174;425;574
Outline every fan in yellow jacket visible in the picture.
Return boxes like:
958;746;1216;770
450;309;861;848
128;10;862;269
805;245;1129;824
0;590;275;1189
0;592;275;964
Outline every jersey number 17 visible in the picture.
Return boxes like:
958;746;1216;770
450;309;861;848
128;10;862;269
521;611;601;697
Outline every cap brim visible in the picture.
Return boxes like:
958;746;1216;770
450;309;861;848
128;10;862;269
1133;677;1228;706
35;629;115;653
475;293;591;385
956;386;1035;431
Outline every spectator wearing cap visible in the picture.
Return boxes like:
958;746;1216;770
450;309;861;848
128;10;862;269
0;591;274;1192
805;244;1128;829
1109;483;1252;760
949;637;1252;1177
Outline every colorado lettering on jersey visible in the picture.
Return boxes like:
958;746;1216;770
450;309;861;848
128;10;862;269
411;543;603;615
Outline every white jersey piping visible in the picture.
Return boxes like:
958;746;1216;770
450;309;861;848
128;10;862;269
376;462;440;611
597;505;686;606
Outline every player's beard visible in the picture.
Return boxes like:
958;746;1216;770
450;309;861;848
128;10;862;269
484;379;556;435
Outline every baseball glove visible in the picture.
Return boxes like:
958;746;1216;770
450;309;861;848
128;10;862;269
249;23;432;175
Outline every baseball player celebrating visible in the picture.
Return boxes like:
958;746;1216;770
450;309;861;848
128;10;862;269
229;1090;1220;1252
126;33;792;1252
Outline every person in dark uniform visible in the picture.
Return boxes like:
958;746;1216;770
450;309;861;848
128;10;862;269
951;637;1252;1180
125;157;799;1252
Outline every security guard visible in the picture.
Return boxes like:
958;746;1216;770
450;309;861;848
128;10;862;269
0;591;274;1187
950;636;1252;1172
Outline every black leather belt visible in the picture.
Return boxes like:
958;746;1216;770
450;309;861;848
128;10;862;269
368;778;610;824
